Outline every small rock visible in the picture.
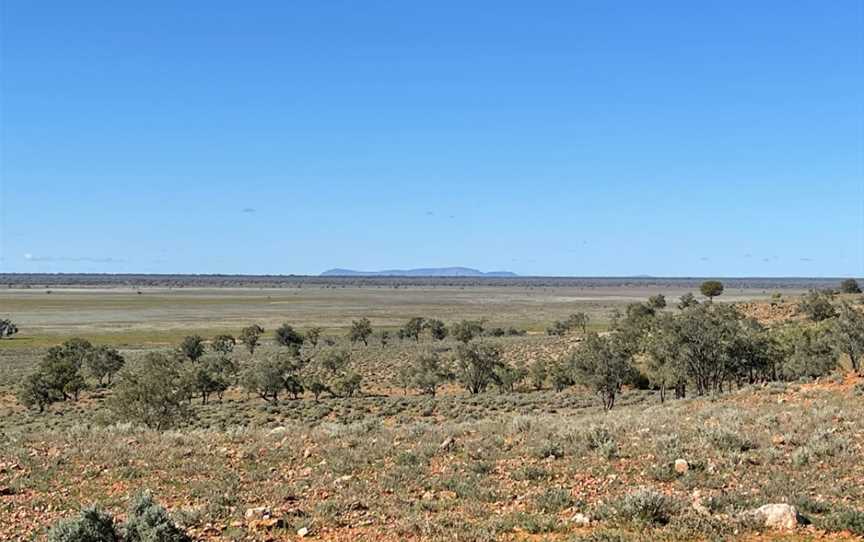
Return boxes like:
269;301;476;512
570;513;591;526
244;506;270;520
303;448;312;459
439;437;455;451
268;426;288;436
439;490;457;500
674;459;689;474
421;491;435;501
249;517;283;531
691;491;710;516
752;503;800;530
297;526;310;537
771;434;786;446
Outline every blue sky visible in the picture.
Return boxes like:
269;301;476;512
1;1;862;277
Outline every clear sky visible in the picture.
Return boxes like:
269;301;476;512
1;1;862;277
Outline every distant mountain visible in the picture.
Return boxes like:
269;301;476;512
320;267;518;277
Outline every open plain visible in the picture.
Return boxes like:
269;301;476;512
0;277;862;541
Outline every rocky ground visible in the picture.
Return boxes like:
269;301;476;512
2;374;862;541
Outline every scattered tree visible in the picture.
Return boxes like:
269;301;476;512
239;324;265;355
677;293;699;309
839;278;862;294
529;360;547;390
405;352;452;396
84;346;125;386
306;327;323;348
699;280;724;302
349;318;373;346
319;348;351;375
571;333;633;410
451;319;484;344
179;335;205;362
18;371;59;413
566;313;590;333
454;342;503;394
401;317;425;342
274;323;304;350
110;353;191;430
830;302;864;373
647;294;667;310
210;334;236;356
242;354;302;403
424;319;448;341
495;362;527;392
0;318;18;339
331;371;362;397
799;290;837;322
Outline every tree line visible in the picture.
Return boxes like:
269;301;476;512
14;279;863;427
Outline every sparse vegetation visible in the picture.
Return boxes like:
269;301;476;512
2;279;862;541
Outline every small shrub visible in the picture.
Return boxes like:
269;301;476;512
498;512;559;534
654;433;682;460
819;508;864;536
793;496;832;515
535;438;564;459
468;460;494;475
512;465;549;481
48;507;118;542
791;429;848;466
124;491;190;542
534;487;574;513
703;427;756;453
583;426;618;459
613;488;676;525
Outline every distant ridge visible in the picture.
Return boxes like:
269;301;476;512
320;267;518;277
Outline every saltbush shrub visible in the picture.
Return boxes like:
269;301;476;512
124;491;190;542
48;507;118;542
613;488;676;525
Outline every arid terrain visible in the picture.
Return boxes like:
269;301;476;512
0;277;862;541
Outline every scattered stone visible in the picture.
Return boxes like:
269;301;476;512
297;526;310;537
752;503;800;530
421;491;435;501
771;434;786;446
439;490;457;500
249;517;283;530
439;437;455;451
303;448;312;459
268;426;288;436
691;491;710;516
570;513;591;526
674;459;689;474
244;506;271;520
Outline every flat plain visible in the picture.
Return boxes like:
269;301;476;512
1;277;862;541
0;278;807;346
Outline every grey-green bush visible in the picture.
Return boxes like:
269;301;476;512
48;507;118;542
124;491;190;542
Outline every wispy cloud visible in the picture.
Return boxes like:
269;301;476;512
241;207;256;213
800;257;813;262
24;253;124;263
425;210;435;216
699;256;710;262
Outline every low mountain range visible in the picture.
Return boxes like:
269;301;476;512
320;267;518;277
